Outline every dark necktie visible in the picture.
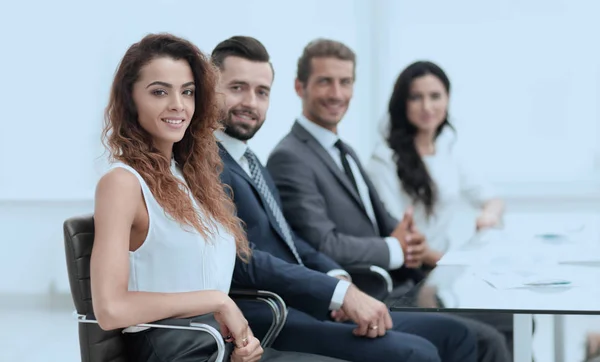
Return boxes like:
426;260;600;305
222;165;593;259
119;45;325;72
334;140;384;233
334;140;359;193
243;149;304;265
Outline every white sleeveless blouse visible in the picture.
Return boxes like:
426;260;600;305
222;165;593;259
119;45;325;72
106;161;237;332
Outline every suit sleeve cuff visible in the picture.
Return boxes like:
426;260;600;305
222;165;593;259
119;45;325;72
329;279;351;310
326;269;352;281
385;236;405;269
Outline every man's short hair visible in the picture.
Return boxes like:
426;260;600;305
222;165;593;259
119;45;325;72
211;36;272;74
296;38;356;84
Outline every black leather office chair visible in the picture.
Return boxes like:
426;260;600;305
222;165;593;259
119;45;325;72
64;214;287;362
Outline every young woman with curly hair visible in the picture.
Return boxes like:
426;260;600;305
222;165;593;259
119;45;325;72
90;33;344;362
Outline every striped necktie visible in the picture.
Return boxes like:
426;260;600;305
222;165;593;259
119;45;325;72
243;149;304;265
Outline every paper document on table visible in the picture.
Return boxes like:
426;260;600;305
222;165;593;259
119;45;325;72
437;250;490;265
437;248;547;267
475;269;573;289
554;246;600;264
438;232;600;266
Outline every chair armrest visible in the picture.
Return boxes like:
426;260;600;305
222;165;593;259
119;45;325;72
229;289;287;348
344;265;393;300
74;312;226;362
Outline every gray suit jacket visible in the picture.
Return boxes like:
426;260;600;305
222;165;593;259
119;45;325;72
266;121;399;269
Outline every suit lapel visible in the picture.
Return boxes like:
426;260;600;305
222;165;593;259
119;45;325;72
219;144;290;243
291;121;366;211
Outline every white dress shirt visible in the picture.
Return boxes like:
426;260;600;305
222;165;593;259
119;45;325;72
216;130;351;310
367;138;497;253
295;116;405;269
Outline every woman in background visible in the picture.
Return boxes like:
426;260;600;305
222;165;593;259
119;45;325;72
90;32;344;362
367;61;514;362
367;60;504;267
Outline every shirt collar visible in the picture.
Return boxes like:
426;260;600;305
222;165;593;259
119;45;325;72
296;114;340;150
215;130;248;163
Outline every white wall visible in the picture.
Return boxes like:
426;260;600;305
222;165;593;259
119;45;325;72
0;200;93;294
2;0;600;295
3;0;599;201
372;0;600;195
0;0;373;200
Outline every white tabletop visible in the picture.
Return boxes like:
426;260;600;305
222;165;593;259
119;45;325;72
392;213;600;314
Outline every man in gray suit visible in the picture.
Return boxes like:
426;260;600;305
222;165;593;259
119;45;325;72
265;38;427;288
265;38;513;362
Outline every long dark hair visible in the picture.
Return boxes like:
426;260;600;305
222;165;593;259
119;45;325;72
387;61;453;216
102;33;250;261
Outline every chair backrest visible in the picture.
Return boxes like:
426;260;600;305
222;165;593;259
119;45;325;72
63;214;128;362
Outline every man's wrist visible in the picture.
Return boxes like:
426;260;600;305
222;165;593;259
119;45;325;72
385;236;405;269
329;279;352;310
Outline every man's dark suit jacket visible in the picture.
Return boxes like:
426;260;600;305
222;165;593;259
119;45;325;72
220;144;341;321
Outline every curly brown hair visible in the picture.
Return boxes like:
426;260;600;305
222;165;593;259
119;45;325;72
102;33;250;261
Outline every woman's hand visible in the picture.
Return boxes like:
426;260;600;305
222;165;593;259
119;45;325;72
214;297;253;347
475;212;501;231
230;332;263;362
214;297;264;361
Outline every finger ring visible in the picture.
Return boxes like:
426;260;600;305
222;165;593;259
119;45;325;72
369;325;378;330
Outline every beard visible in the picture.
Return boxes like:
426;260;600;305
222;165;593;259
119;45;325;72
222;108;264;141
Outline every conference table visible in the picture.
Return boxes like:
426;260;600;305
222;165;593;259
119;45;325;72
390;213;600;362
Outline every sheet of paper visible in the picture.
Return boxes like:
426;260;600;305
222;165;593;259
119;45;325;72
437;246;550;267
553;246;600;264
438;231;600;266
474;269;574;289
